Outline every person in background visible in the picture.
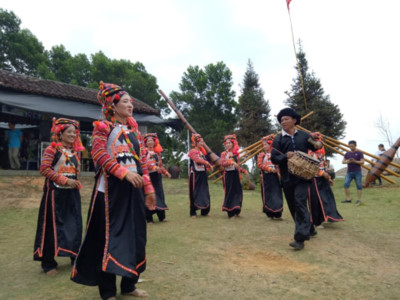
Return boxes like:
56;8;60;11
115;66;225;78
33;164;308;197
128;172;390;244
143;133;171;223
71;82;155;300
33;118;84;276
342;140;364;205
371;144;385;186
257;134;283;220
188;133;213;218
6;122;22;170
220;134;247;219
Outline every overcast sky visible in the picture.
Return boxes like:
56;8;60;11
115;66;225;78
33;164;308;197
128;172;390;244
3;0;400;170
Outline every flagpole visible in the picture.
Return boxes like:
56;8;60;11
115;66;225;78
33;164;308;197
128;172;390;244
286;0;308;111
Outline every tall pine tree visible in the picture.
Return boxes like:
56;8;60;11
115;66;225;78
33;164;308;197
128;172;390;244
285;42;346;155
237;59;273;147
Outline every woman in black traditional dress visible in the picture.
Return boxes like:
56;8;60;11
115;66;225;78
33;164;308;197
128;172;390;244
220;134;247;219
71;82;155;300
307;132;344;227
143;133;171;223
257;134;283;219
33;118;84;276
188;133;213;218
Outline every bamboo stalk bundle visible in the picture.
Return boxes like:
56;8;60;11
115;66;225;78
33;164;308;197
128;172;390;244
322;141;396;184
304;127;400;170
297;125;398;185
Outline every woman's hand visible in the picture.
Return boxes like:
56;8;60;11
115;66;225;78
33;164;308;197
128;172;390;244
145;193;156;210
66;179;80;189
125;171;144;188
287;151;295;159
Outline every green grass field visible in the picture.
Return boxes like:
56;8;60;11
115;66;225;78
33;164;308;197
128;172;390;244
0;175;399;299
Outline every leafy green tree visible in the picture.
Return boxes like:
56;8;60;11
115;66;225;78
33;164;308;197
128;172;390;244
89;52;165;113
285;42;346;155
0;8;47;75
1;9;166;114
48;45;73;83
170;62;237;153
70;53;91;86
237;59;273;147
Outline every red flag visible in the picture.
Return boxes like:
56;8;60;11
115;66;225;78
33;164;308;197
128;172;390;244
287;0;292;10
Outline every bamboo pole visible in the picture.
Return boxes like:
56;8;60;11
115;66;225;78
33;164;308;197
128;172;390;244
297;124;397;184
324;139;400;178
158;89;224;173
322;138;396;184
322;141;396;184
297;124;400;170
212;148;264;183
238;140;262;155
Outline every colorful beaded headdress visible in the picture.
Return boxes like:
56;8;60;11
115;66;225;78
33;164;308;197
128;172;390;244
96;81;139;132
311;132;322;141
223;134;239;156
143;133;163;153
191;133;207;155
191;133;202;147
97;81;130;118
51;117;84;152
262;134;276;145
311;132;325;155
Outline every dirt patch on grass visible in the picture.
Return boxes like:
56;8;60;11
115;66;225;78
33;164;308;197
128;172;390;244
0;176;94;209
211;245;316;274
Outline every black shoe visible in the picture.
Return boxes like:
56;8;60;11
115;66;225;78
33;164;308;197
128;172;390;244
341;199;352;203
310;230;318;237
289;241;304;250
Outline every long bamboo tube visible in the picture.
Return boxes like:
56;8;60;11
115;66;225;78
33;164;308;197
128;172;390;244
297;124;400;170
158;89;223;172
208;140;262;178
212;147;264;183
297;124;397;184
323;139;399;178
324;134;400;169
239;140;262;155
364;137;400;187
322;141;396;184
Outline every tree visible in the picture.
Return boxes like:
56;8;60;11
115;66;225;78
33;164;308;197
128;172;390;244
89;52;165;113
170;62;237;153
237;59;273;147
48;45;73;83
375;114;398;158
0;8;47;76
285;42;346;155
70;53;91;86
1;9;167;115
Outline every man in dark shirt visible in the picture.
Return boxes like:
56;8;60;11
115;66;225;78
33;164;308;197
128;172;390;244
342;140;364;205
271;108;322;250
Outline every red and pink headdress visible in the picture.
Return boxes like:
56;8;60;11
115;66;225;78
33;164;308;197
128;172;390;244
191;133;207;155
143;133;163;153
311;132;325;155
262;134;276;145
223;134;239;156
51;117;85;152
97;81;138;130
